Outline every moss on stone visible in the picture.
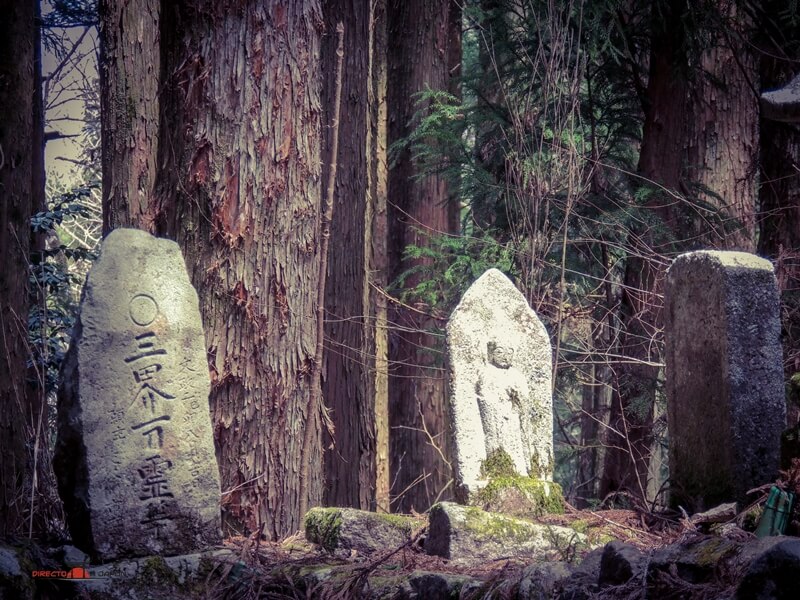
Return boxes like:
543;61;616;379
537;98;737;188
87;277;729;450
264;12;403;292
479;447;519;479
693;537;736;568
461;506;537;543
565;519;617;547
742;505;762;531
569;519;589;534
529;447;554;478
304;508;344;552
370;511;417;534
139;556;179;586
473;475;565;516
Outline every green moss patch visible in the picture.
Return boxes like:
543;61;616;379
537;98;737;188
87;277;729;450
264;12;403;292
473;475;565;516
480;447;519;479
462;506;540;543
304;508;344;552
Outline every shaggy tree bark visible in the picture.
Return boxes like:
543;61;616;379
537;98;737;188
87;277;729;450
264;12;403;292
102;0;325;538
99;0;161;232
686;1;759;251
387;0;460;513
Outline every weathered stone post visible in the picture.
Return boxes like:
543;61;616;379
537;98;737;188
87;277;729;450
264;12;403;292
54;229;222;561
665;251;785;510
446;268;556;508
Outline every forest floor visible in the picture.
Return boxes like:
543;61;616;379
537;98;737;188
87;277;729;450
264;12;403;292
208;504;752;599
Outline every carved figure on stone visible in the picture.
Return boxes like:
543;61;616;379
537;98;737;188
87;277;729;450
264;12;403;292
476;340;528;475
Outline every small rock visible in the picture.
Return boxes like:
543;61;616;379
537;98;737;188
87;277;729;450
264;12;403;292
736;539;800;600
408;572;476;599
691;502;738;525
598;541;644;586
425;502;585;565
354;570;480;600
49;545;90;567
0;546;22;578
555;547;604;600
0;545;33;600
650;535;738;582
304;507;419;555
517;561;572;599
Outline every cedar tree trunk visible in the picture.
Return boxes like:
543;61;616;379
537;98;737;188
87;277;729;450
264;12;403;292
0;0;44;535
320;0;389;511
102;0;325;539
386;0;459;513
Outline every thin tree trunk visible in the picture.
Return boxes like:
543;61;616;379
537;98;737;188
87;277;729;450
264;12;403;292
320;0;388;512
600;0;688;504
369;0;391;512
0;0;44;535
386;0;459;513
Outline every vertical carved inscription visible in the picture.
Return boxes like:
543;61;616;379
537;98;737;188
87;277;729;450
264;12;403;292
122;294;177;538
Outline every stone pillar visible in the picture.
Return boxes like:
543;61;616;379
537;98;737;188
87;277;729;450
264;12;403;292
54;229;222;561
665;251;785;510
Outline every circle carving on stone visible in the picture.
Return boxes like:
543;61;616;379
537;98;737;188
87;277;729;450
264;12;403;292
129;294;159;326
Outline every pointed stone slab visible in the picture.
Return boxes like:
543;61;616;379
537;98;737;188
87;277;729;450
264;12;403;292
446;269;553;501
665;251;785;511
54;228;222;561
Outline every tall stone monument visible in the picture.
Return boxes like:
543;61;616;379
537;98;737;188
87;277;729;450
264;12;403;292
446;269;554;501
665;251;785;510
54;228;222;561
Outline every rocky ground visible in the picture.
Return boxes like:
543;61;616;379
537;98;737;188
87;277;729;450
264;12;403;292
3;501;799;599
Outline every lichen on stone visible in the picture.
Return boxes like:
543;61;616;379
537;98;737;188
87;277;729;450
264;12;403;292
462;506;539;543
